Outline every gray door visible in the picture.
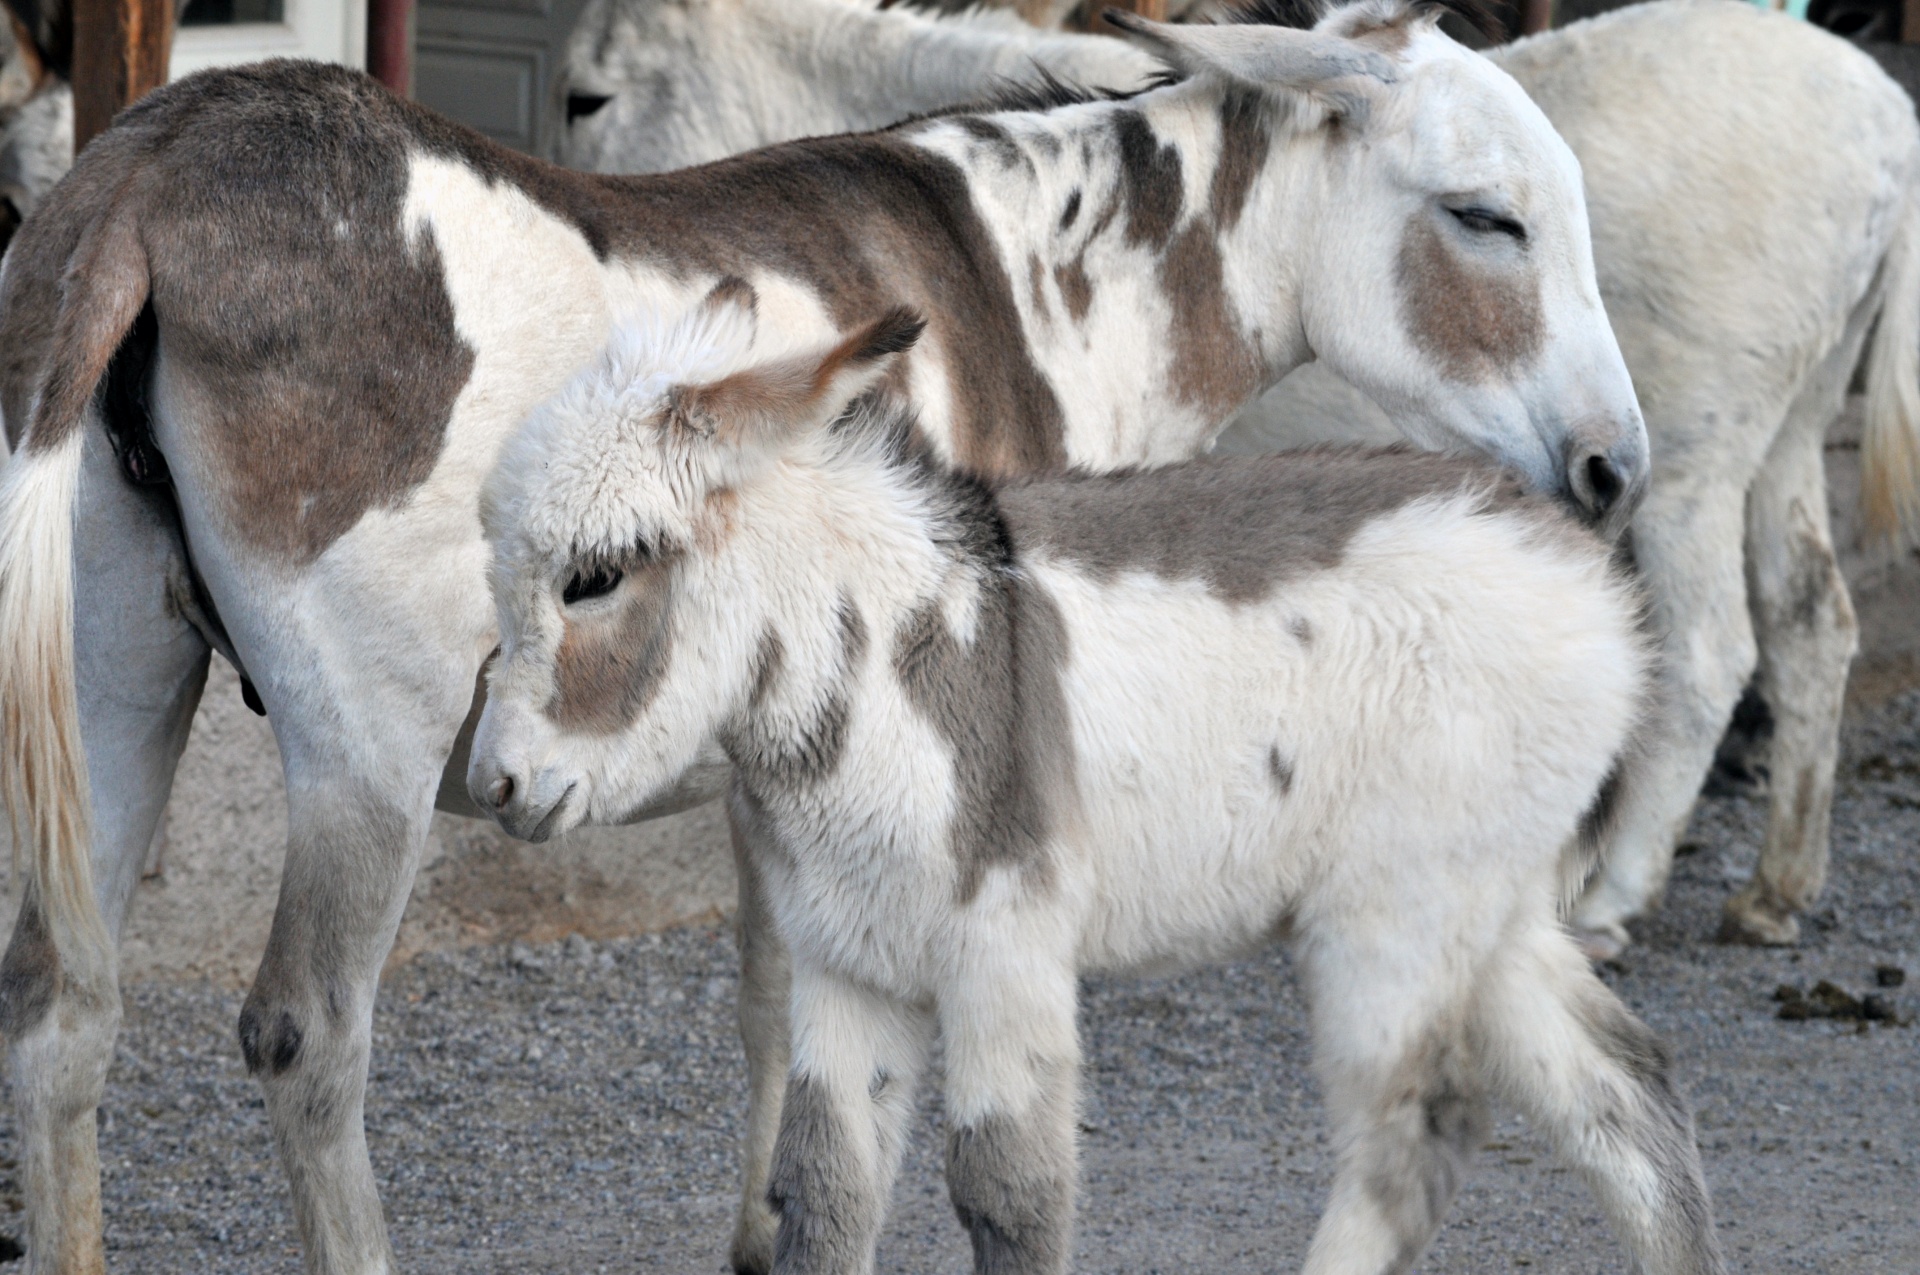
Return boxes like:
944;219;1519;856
413;0;591;155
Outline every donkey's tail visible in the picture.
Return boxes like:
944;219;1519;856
1861;180;1920;541
0;204;151;956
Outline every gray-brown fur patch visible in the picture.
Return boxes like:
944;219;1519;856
1113;110;1182;251
768;1075;882;1273
1267;745;1294;796
947;1096;1077;1274
0;888;59;1038
1395;217;1543;383
892;574;1075;904
730;598;868;789
748;628;785;711
1160;222;1265;421
998;447;1536;605
547;555;675;734
1054;260;1093;324
1208;88;1272;231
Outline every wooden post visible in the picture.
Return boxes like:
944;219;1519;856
367;0;414;96
1082;0;1168;32
1520;0;1552;35
70;0;171;153
1905;0;1920;43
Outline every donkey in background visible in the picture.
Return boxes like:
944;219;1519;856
469;295;1721;1275
563;0;1920;954
0;4;1645;1269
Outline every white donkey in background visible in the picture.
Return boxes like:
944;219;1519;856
0;5;1645;1270
469;296;1722;1275
565;0;1920;954
558;0;1159;171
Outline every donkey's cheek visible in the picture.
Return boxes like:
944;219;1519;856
1393;218;1543;382
544;574;675;734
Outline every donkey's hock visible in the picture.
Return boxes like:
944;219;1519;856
472;300;1720;1275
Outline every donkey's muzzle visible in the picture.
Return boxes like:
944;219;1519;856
470;757;575;843
1564;427;1648;540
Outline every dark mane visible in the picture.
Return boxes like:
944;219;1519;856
1226;0;1505;43
896;65;1181;129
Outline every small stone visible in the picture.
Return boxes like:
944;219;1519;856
1861;994;1897;1022
1875;964;1906;988
1773;983;1804;1003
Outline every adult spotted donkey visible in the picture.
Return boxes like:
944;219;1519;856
0;2;1644;1269
470;294;1720;1275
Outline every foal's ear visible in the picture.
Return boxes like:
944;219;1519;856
1105;13;1396;119
665;308;925;451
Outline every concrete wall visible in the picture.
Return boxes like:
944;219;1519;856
2;400;1916;987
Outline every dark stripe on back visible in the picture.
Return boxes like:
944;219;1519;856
997;447;1538;604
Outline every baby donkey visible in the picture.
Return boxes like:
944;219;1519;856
470;297;1723;1275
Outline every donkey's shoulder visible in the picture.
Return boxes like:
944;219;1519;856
996;446;1561;604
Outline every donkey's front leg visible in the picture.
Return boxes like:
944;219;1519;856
239;773;437;1275
769;965;930;1275
729;808;793;1275
939;957;1081;1275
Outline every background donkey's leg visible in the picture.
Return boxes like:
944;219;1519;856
1571;483;1757;956
939;953;1080;1275
1723;324;1869;947
3;427;209;1274
1474;921;1723;1275
729;802;792;1275
769;964;931;1275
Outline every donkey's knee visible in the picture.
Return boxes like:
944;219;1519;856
767;1076;883;1275
945;1073;1077;1275
1308;1044;1489;1275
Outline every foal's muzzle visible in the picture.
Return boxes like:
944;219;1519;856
469;759;576;843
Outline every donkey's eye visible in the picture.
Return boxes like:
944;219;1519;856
562;564;624;605
565;92;613;124
1449;206;1527;243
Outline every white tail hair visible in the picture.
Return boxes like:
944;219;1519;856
1862;180;1920;541
0;429;103;951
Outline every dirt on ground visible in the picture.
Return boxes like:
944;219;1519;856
0;689;1912;1272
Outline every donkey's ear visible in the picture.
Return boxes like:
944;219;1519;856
1104;13;1395;118
666;307;925;451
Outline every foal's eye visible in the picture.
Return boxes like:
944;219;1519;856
1449;206;1527;243
562;564;624;605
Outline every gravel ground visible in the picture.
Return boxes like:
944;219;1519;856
1;697;1915;1272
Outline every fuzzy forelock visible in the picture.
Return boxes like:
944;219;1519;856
484;300;764;565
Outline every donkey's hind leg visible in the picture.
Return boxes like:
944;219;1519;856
1295;937;1491;1275
1722;325;1867;946
2;427;210;1274
1475;923;1722;1274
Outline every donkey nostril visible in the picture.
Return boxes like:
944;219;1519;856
1586;453;1625;515
487;775;515;809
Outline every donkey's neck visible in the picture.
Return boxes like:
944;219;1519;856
718;432;980;765
760;0;1154;133
903;81;1316;466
